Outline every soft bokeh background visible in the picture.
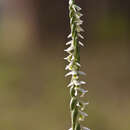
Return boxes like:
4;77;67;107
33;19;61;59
0;0;129;130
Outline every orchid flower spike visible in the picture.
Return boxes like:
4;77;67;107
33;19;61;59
65;0;90;130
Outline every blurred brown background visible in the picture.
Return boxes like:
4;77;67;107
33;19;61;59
0;0;130;130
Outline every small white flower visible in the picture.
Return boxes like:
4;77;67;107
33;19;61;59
81;101;89;111
77;26;84;32
76;62;81;67
77;88;88;93
73;80;81;86
67;82;74;87
75;19;83;25
73;80;86;86
65;62;73;70
72;5;76;12
69;0;73;5
75;89;78;96
68;33;72;38
75;12;83;19
79;110;88;117
79;111;88;121
78;33;84;39
79;41;84;47
68;128;72;130
78;71;86;75
66;40;72;45
82;127;90;130
65;70;77;77
80;89;88;97
64;54;72;62
74;5;82;11
80;81;86;85
64;45;74;53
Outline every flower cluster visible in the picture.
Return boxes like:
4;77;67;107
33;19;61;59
65;0;90;130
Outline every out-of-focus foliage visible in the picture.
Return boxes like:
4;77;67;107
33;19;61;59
0;0;129;130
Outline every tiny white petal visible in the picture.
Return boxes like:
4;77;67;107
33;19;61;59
76;62;81;67
72;5;76;12
71;55;74;60
75;12;83;19
78;71;86;75
64;45;74;52
75;14;80;19
80;81;86;85
83;102;89;106
79;111;88;117
68;33;72;38
75;89;78;96
66;40;72;45
73;80;81;86
77;26;84;32
79;41;84;47
81;101;89;110
64;55;71;61
65;71;77;77
65;62;73;70
69;128;72;130
75;19;83;25
67;82;74;87
73;80;86;86
82;127;90;130
69;0;73;5
78;33;84;39
78;88;88;93
74;5;82;11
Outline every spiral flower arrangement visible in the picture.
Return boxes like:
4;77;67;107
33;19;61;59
64;0;90;130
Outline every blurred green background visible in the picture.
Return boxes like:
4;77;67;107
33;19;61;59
0;0;130;130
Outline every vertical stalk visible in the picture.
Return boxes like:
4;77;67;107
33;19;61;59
65;0;90;130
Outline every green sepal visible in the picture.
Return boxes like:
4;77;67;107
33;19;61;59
75;123;81;130
70;86;75;97
70;97;77;110
72;108;78;128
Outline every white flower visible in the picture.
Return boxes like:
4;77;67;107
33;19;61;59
79;41;84;47
72;5;76;12
65;62;73;70
78;71;86;75
75;19;83;25
75;12;83;19
64;54;72;62
67;82;74;87
77;88;88;93
76;62;81;67
74;5;82;11
73;80;86;86
66;40;73;45
78;33;84;39
69;0;73;5
82;127;90;130
79;81;86;85
79;110;88;117
64;45;74;53
75;87;88;97
81;101;89;111
77;26;84;32
65;70;77;77
79;110;88;121
79;111;88;121
80;89;88;97
68;33;72;38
